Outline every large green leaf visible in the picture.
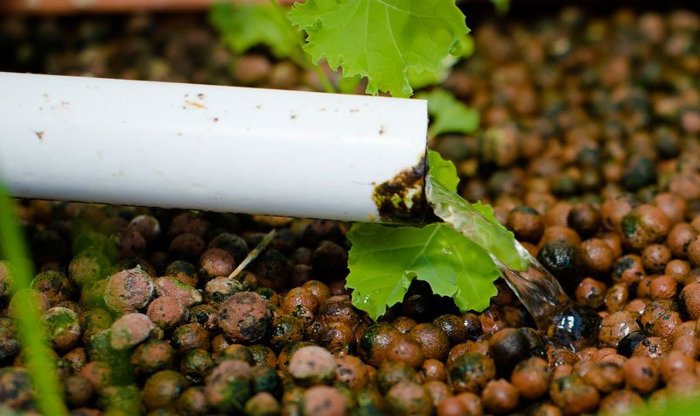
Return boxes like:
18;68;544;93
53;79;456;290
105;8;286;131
346;222;500;320
288;0;468;97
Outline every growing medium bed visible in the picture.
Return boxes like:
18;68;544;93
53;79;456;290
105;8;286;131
1;4;700;416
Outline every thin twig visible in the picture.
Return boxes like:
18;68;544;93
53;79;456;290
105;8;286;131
228;229;277;280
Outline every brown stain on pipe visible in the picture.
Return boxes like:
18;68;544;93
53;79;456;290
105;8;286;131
1;0;267;14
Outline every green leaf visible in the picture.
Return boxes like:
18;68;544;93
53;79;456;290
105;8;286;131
288;0;469;98
346;222;500;320
491;0;510;14
209;2;299;60
408;35;475;90
460;34;475;59
425;175;529;271
337;75;362;94
418;88;479;137
0;187;67;415
427;150;459;193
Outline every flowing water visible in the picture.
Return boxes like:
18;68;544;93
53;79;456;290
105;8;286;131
426;177;600;350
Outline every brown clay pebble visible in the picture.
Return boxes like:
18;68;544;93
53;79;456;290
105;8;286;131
178;386;208;416
598;389;645;415
316;321;354;354
204;359;252;412
454;392;483;416
110;313;154;350
420;358;447;382
575;277;607;309
155;276;202;307
680;282;700;319
200;248;235;278
218;292;271;344
620;205;670;251
103;267;155;313
172;323;211;353
580;239;615;276
632;336;671;359
0;368;33;409
143;370;189;410
639;301;681;338
659;350;695;383
567;203;601;238
386;380;432;416
359;323;401;367
424;380;451;406
64;375;94;407
613;255;646;287
667;223;697;259
376;361;420;394
642;244;672;273
147;296;187;329
650;275;678;300
548;374;600;416
303;385;348;416
387;334;424;368
409;323;450;361
598;311;641;348
204;276;245;305
245;391;281;416
433;314;467;345
436;396;470;416
44;307;81;352
131;339;175;376
334;355;368;390
581;362;624;393
482;379;519;415
288;345;337;386
510;357;550;400
623;356;659;394
689;235;700;266
301;280;330;304
448;352;496;393
392;316;417;334
281;287;319;322
530;402;562;416
507;206;544;242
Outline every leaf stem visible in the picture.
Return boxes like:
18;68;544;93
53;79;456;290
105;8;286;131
267;0;336;94
0;188;67;416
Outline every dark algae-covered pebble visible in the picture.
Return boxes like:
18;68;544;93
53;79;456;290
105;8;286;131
143;370;189;410
0;368;33;409
386;380;432;416
376;361;420;395
204;359;252;412
448;352;496;393
103;267;155;313
537;241;582;293
218;291;271;344
359;323;401;367
288;345;336;386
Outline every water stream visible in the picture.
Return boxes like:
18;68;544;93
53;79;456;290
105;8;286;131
426;176;600;350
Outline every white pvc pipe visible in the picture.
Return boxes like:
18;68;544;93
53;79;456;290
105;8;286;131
0;73;427;223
